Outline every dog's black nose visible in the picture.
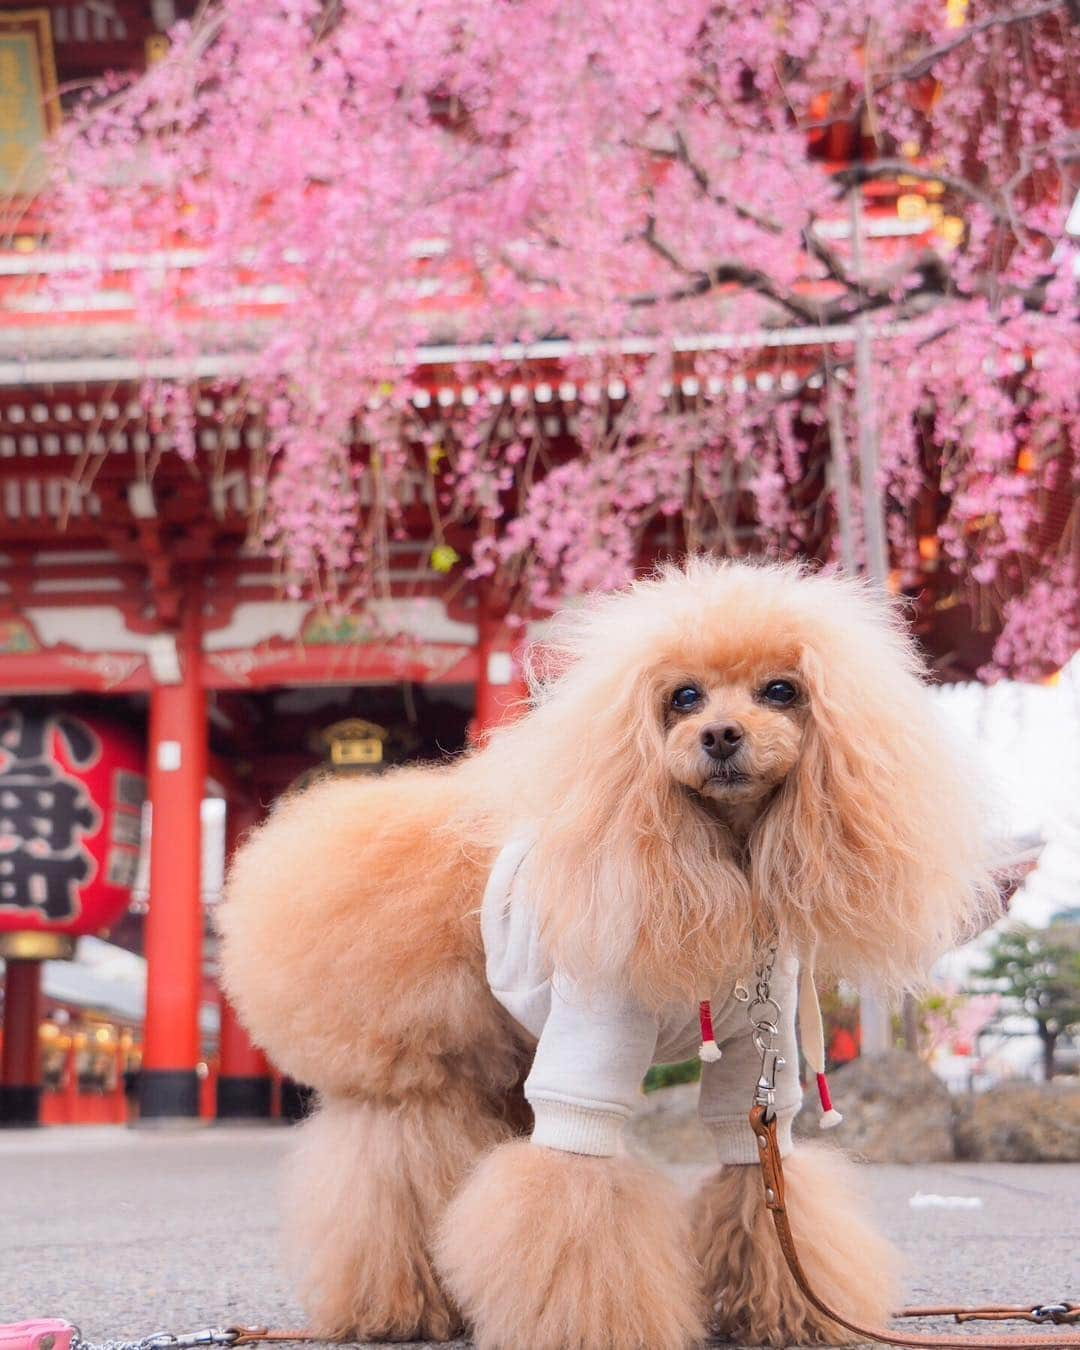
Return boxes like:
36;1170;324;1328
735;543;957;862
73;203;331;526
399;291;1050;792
700;723;744;760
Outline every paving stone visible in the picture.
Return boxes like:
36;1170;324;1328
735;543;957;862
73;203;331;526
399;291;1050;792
1;1123;1077;1347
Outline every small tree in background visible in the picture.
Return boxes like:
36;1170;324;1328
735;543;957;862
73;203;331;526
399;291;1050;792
977;922;1080;1080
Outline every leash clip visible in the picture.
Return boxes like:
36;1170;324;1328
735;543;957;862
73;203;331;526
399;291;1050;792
747;940;783;1122
71;1329;239;1350
754;1044;785;1119
141;1333;239;1350
1031;1304;1072;1325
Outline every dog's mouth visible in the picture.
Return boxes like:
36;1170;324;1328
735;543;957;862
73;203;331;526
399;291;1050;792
702;763;751;790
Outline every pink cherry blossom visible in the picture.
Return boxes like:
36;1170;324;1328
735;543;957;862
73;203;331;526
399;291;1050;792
44;0;1079;676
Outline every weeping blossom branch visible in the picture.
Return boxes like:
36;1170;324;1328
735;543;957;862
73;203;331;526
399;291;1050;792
41;0;1080;677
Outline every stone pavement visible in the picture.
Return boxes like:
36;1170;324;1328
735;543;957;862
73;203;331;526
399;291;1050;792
1;1123;1077;1348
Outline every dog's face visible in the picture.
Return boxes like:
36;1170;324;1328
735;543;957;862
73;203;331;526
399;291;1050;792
659;643;809;813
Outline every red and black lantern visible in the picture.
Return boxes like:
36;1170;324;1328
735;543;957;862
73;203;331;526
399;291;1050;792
0;709;145;1126
0;709;145;942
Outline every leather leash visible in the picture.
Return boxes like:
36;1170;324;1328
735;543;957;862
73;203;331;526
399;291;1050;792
226;1334;323;1345
749;1105;1080;1349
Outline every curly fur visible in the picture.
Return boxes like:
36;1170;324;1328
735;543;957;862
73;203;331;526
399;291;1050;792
455;557;996;1005
219;557;991;1345
691;1149;903;1345
218;768;524;1101
436;1140;705;1350
285;1090;514;1340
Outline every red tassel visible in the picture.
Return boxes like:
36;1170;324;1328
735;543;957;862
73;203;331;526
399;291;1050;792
698;1000;721;1062
816;1072;843;1129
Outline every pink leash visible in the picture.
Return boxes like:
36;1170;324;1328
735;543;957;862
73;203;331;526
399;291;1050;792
0;1323;77;1350
0;1323;283;1350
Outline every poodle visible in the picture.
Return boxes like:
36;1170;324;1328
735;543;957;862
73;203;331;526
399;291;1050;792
218;558;993;1350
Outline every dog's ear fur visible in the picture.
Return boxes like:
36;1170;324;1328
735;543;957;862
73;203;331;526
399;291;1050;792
752;587;995;992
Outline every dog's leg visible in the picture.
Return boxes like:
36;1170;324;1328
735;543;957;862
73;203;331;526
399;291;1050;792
690;1145;902;1346
435;1140;704;1350
285;1086;514;1342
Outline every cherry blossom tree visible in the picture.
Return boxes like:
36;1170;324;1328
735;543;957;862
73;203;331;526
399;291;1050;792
46;0;1079;674
920;986;1001;1060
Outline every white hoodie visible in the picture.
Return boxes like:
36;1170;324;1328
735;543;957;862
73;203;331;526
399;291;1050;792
481;834;802;1163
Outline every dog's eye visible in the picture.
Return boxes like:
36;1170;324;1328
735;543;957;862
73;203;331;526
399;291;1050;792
760;679;798;706
670;685;703;712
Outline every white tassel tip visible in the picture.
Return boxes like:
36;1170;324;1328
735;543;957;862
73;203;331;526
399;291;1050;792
698;1040;722;1063
818;1108;844;1130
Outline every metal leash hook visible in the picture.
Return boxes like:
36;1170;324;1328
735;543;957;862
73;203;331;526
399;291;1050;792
747;940;784;1122
1030;1305;1074;1326
71;1330;240;1350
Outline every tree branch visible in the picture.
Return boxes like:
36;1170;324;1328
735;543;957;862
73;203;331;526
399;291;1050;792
495;247;560;292
632;213;1057;331
670;130;785;236
875;0;1070;88
802;223;859;291
831;160;1011;225
802;1;1071;131
635;217;822;322
630;133;786;236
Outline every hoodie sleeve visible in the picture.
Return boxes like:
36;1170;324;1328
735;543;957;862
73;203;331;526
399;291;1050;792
524;969;660;1157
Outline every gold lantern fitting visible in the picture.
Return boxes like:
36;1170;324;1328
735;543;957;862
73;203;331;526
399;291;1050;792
321;719;389;770
0;932;76;961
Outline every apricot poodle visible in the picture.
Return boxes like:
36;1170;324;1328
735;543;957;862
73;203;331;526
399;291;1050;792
219;559;994;1350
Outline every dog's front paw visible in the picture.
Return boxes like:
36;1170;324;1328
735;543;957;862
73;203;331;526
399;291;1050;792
435;1139;704;1350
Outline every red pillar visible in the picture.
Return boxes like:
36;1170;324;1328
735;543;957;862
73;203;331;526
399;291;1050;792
217;997;272;1119
216;800;272;1120
111;1042;127;1124
0;959;44;1126
63;1036;80;1124
473;603;530;739
139;601;207;1121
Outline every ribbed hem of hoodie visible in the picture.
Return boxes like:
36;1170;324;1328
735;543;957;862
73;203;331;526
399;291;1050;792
705;1105;797;1165
530;1098;627;1157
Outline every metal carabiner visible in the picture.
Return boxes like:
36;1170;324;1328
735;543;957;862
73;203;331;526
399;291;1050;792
747;995;782;1026
143;1332;239;1350
1030;1304;1072;1325
753;1045;786;1119
748;995;782;1055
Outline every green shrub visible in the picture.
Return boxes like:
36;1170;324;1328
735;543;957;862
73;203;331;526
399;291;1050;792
642;1058;701;1093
